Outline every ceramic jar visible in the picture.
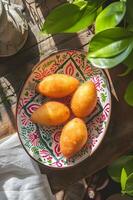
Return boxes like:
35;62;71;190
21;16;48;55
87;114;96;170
0;0;28;57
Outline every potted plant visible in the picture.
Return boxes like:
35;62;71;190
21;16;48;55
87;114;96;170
82;156;133;200
41;0;133;106
106;155;133;200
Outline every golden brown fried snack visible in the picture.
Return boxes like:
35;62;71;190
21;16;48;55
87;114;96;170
31;101;70;126
60;118;88;158
36;74;80;98
71;81;97;118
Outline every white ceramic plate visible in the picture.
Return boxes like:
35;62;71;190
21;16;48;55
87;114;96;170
17;50;111;169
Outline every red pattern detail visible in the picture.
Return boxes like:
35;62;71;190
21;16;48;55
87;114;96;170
84;65;93;76
103;103;110;117
53;161;63;167
53;131;60;143
29;132;39;146
100;113;106;121
27;104;39;115
40;149;52;160
17;98;29;114
90;136;98;147
53;131;61;157
34;67;46;80
67;50;76;56
75;58;81;65
65;63;75;76
34;64;58;80
54;144;61;157
90;75;103;92
21;111;29;126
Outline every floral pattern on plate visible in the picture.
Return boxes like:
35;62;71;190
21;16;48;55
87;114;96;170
17;50;111;168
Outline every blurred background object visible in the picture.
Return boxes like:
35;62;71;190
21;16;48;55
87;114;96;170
0;0;28;57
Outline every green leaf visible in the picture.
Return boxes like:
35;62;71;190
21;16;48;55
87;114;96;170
64;6;97;32
90;38;132;58
126;0;133;25
42;3;81;34
123;50;133;74
73;0;88;10
127;25;133;32
120;0;127;2
88;42;133;68
124;81;133;106
108;155;133;183
121;168;128;192
101;92;107;102
119;67;132;76
64;0;101;33
125;173;133;196
88;27;133;58
95;2;126;33
42;0;106;34
120;50;133;76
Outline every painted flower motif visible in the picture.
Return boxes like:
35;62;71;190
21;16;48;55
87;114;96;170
100;113;106;121
89;135;98;148
29;132;39;146
34;67;46;80
53;131;60;143
17;98;29;114
21;111;30;126
39;149;52;161
34;66;50;80
64;62;75;76
50;64;58;73
53;131;61;157
40;149;49;157
103;103;110;117
26;103;40;115
52;161;63;168
54;144;61;157
90;75;103;92
34;63;59;80
35;69;49;80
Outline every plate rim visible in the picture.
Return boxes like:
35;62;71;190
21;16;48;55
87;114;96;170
16;49;112;170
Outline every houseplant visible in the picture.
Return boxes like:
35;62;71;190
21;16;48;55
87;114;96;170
107;155;133;199
42;0;133;106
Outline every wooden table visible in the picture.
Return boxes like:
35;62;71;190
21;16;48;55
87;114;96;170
0;0;133;194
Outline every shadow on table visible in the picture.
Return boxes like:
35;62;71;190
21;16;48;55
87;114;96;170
35;0;67;19
0;26;40;78
0;25;40;131
0;78;16;130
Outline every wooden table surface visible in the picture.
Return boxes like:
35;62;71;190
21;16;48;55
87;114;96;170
0;0;133;194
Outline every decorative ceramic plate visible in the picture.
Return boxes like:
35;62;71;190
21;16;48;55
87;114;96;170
17;50;111;169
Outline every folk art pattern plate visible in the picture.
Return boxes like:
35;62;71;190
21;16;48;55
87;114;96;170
17;50;111;169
